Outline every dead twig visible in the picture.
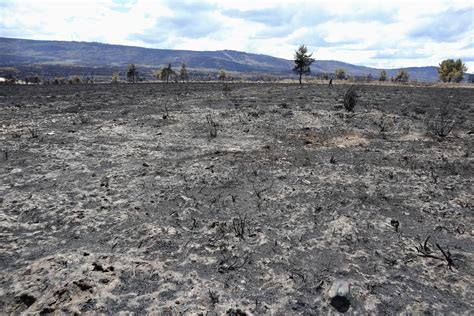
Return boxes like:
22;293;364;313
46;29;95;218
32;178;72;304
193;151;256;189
414;236;455;269
289;269;306;288
436;243;455;269
208;289;219;305
190;218;197;230
251;178;275;200
163;103;169;119
218;250;249;273
232;213;248;239
206;114;218;138
27;127;39;139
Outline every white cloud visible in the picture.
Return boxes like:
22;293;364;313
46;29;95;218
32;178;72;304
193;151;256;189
1;0;473;69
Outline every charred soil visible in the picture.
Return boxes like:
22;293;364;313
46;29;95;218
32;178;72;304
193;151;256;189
1;83;473;314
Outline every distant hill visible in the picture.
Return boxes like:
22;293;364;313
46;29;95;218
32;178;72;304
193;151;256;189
0;37;470;82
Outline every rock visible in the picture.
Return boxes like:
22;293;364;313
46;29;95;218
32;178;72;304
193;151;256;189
226;308;247;316
10;168;22;174
390;219;400;232
73;280;93;292
328;279;351;313
18;293;36;307
143;162;150;167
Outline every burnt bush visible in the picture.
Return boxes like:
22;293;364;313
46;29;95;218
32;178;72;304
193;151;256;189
343;86;358;112
427;105;456;138
427;92;466;138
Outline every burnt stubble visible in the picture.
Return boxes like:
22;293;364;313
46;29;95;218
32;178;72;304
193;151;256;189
1;82;473;314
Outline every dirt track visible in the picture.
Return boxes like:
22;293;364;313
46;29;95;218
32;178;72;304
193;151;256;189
1;82;473;314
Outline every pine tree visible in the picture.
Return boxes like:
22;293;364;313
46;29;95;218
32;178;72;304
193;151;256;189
127;64;138;83
180;63;188;82
159;64;175;83
335;68;346;80
293;45;315;84
218;69;226;82
438;59;467;83
111;72;120;83
394;69;409;82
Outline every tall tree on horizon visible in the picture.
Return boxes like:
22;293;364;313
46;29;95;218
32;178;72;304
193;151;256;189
394;69;409;82
438;59;467;83
180;63;188;82
293;45;315;84
218;69;226;82
159;63;176;83
127;64;138;83
335;68;346;80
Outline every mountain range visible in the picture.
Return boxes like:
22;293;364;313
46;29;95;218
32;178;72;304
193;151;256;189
0;37;468;82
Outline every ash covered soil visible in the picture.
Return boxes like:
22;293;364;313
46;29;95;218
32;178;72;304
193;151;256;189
0;83;473;314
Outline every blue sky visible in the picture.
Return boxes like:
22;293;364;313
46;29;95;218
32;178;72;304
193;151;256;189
1;0;473;69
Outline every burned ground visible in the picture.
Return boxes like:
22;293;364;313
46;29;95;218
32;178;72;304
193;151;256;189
0;83;473;314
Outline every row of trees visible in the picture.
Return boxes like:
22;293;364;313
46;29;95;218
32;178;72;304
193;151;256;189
332;69;408;82
293;44;468;84
125;63;188;83
124;63;228;83
7;47;466;85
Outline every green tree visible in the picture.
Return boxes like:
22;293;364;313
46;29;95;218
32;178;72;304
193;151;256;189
71;76;81;84
293;44;315;84
379;70;387;81
179;63;188;82
111;72;120;83
394;69;409;82
438;59;467;83
127;64;138;83
4;74;16;84
53;77;66;85
159;64;176;83
218;69;226;81
25;75;41;84
335;68;346;80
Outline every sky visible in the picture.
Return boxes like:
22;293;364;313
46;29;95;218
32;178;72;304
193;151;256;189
1;0;473;69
